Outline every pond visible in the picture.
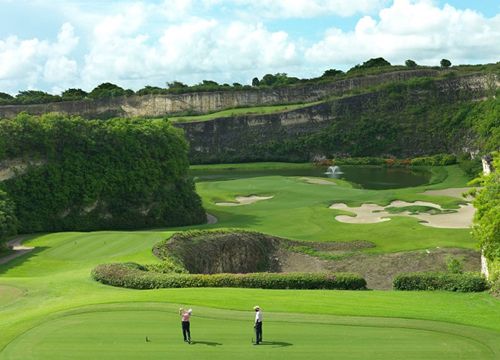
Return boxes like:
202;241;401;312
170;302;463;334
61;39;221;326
190;164;431;190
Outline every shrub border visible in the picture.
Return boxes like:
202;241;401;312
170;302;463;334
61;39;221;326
91;263;367;290
393;271;488;292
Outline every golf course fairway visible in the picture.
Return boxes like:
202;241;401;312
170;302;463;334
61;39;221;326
2;303;498;360
1;163;499;359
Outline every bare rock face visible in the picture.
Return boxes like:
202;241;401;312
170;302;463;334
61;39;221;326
165;230;282;274
0;69;440;120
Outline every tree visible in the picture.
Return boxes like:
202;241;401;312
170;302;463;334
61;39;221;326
167;81;188;89
89;83;129;99
15;90;61;104
251;77;260;87
0;92;13;100
321;69;343;78
405;59;417;68
440;59;452;68
348;57;391;73
472;153;499;261
136;86;165;95
0;190;17;247
61;88;88;101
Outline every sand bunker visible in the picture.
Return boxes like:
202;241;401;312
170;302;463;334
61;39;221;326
300;177;337;185
329;200;474;228
330;203;391;224
216;195;274;206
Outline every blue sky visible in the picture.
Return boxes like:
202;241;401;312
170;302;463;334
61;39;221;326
0;0;498;94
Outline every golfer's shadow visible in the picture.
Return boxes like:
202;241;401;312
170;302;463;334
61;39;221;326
190;340;223;346
258;341;293;347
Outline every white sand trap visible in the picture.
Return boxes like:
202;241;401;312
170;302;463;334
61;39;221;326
389;200;443;209
329;203;390;224
299;177;337;185
329;200;475;228
416;204;475;228
216;195;274;206
421;188;473;199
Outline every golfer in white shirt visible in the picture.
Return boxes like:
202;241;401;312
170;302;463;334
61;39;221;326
253;305;263;345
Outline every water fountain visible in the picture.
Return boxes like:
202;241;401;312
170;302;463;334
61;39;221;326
325;166;343;177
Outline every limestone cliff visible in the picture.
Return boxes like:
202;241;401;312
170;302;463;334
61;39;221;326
0;70;437;119
176;73;497;163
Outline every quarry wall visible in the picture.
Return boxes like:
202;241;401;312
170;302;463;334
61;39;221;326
0;69;438;119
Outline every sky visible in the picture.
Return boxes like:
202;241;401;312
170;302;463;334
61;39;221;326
0;0;499;95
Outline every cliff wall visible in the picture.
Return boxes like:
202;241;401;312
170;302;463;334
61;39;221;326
0;70;438;119
176;74;496;163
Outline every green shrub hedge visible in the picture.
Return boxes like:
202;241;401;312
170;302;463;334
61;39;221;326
91;263;367;290
393;272;488;292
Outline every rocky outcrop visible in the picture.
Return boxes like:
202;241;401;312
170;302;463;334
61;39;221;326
164;230;283;274
0;70;439;119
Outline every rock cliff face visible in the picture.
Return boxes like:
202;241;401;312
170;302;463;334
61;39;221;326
165;231;282;274
176;74;496;163
0;70;437;119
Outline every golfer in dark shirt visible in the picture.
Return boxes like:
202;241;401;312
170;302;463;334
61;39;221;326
179;308;192;343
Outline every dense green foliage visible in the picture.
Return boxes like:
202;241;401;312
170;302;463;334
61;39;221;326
0;113;205;233
61;88;88;101
472;153;500;262
0;189;16;246
348;57;392;74
405;59;417;68
393;272;488;292
91;262;367;290
441;59;452;68
88;82;133;99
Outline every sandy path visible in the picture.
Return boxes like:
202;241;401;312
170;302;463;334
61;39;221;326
0;236;34;265
329;200;475;228
206;213;218;224
216;195;274;206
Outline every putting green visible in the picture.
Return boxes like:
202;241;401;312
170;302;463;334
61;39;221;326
2;304;497;360
0;285;23;308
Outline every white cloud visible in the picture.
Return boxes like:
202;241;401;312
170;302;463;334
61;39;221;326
231;0;388;18
0;0;499;94
0;23;78;93
80;9;299;89
306;0;500;68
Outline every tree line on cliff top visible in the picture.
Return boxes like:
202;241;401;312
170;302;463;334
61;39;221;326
0;57;464;106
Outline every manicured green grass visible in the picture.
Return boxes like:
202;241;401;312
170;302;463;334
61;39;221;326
195;164;474;253
169;102;321;123
0;162;498;359
0;285;23;307
3;304;499;360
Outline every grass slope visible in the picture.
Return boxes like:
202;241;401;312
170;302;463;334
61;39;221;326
169;102;321;123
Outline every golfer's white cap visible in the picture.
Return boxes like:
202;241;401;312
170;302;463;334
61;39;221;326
188;309;192;314
253;305;260;310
